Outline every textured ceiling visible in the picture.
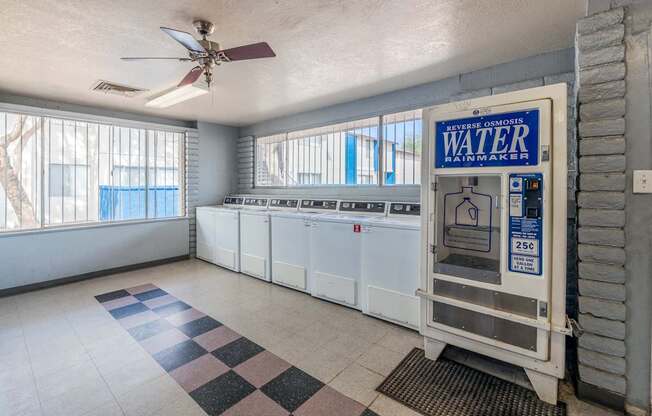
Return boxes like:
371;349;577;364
0;0;586;126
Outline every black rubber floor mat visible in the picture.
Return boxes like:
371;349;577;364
377;348;566;416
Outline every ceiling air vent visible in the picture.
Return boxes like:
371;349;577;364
91;80;146;97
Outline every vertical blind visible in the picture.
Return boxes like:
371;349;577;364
0;110;185;233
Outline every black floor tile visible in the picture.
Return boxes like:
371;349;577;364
128;319;174;341
133;288;168;302
152;340;208;372
361;409;381;416
189;370;256;416
212;337;264;368
260;366;324;412
109;302;149;319
95;290;130;303
178;316;222;338
152;301;192;318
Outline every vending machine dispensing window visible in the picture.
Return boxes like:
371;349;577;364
418;85;569;405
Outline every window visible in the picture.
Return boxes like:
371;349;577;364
256;133;286;186
254;111;422;187
255;117;380;187
382;109;422;185
0;113;42;231
0;110;186;233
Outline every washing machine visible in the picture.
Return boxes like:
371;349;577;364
270;199;338;293
361;202;421;329
309;201;387;310
196;196;243;271
239;197;271;281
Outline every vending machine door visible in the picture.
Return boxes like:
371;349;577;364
434;175;502;285
424;99;555;361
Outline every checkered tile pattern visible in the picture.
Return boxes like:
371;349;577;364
96;284;379;416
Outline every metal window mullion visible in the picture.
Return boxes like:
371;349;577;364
85;123;89;221
137;129;141;218
17;116;22;227
3;114;6;228
378;116;384;187
39;117;45;228
73;122;77;221
154;131;157;218
119;127;123;220
60;120;64;223
284;133;288;187
399;116;403;185
145;130;149;218
47;118;52;226
412;117;417;185
127;128;132;219
326;132;330;185
172;133;177;215
163;132;168;217
97;124;100;222
367;125;371;184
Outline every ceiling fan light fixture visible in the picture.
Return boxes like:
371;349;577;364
145;83;209;108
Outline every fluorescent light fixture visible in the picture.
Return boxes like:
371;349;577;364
146;83;209;108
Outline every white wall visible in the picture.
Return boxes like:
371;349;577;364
0;218;189;290
197;122;239;206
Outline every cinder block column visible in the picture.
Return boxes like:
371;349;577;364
186;130;200;256
575;6;627;406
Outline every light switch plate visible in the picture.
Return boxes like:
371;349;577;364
633;170;652;193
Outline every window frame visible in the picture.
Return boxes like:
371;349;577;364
0;102;191;235
254;109;423;189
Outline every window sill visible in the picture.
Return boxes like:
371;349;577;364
253;184;421;190
0;216;189;239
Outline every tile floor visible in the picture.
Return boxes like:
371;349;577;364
0;259;619;416
96;283;373;415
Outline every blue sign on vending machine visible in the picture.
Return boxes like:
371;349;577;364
435;109;539;168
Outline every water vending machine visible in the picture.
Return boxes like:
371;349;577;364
418;84;570;404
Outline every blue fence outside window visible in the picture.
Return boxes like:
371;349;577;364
99;186;179;220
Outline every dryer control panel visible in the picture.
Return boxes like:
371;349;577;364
389;202;420;216
339;201;386;214
224;196;244;206
300;199;338;211
270;199;299;209
243;198;268;207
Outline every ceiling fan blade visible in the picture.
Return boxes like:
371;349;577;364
178;66;204;87
218;42;276;61
121;57;192;61
160;27;206;54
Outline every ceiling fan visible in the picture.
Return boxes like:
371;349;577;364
122;20;276;107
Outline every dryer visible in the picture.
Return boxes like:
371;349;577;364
196;196;243;271
309;201;387;310
270;199;338;293
361;202;421;329
239;197;271;281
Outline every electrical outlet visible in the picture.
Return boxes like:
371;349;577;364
633;170;652;193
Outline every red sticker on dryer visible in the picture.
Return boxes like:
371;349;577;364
353;224;361;233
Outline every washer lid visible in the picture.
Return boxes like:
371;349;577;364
367;215;420;230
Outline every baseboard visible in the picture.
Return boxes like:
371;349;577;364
576;380;626;412
0;255;190;297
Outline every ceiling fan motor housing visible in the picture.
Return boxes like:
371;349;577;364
193;20;215;38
